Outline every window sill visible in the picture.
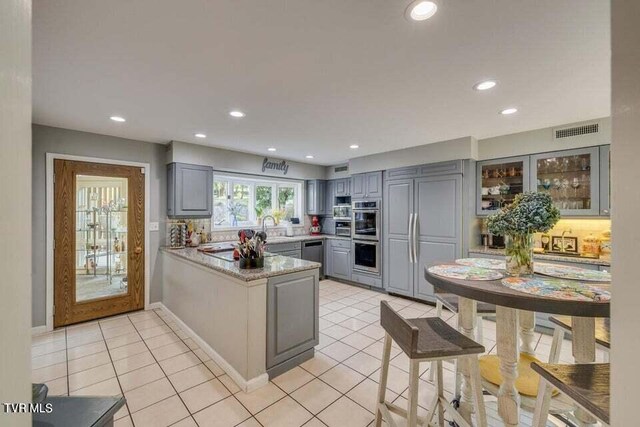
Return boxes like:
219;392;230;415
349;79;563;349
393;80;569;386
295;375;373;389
212;225;306;232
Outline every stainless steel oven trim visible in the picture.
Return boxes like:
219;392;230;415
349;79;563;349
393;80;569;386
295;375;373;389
352;239;380;274
351;209;381;241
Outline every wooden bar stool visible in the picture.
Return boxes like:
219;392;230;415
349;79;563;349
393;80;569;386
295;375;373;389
548;315;610;363
375;301;488;427
430;291;496;391
531;362;610;427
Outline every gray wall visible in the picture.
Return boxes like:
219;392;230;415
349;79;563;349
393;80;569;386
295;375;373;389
1;0;32;420
32;124;167;327
169;140;327;180
477;117;611;160
611;0;640;423
346;136;477;175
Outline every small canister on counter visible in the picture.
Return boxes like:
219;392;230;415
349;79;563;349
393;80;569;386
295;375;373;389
581;233;601;258
600;229;612;260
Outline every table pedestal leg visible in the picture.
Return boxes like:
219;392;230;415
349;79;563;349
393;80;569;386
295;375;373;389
572;316;597;426
458;297;477;424
519;310;536;355
497;306;520;427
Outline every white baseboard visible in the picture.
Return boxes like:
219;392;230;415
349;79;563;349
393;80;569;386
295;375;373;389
147;302;163;310
155;303;268;393
32;325;48;336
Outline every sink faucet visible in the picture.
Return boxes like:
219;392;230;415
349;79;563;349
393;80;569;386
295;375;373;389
262;215;276;234
561;228;573;252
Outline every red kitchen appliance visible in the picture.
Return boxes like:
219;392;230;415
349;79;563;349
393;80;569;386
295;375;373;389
310;216;322;235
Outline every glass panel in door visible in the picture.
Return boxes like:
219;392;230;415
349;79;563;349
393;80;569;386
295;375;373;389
75;175;129;302
478;157;528;215
531;147;600;215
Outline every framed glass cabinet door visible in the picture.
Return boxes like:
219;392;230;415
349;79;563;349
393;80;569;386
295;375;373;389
530;147;600;216
476;156;530;215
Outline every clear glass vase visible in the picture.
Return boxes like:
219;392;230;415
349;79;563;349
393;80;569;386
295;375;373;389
505;233;534;276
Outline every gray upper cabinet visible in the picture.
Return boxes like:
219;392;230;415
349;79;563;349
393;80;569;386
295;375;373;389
167;162;213;218
325;180;335;216
334;178;351;197
351;171;383;199
530;146;600;216
476;156;530;216
305;180;326;215
599;145;610;216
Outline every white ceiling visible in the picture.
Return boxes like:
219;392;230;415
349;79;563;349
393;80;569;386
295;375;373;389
33;0;610;165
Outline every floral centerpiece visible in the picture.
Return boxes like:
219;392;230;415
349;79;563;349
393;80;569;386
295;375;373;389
235;229;267;269
487;192;560;276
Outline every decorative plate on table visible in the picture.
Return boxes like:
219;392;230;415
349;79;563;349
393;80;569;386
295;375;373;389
455;257;506;270
428;265;504;281
534;262;611;282
501;277;611;302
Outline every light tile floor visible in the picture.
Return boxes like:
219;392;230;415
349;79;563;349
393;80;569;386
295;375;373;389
31;280;607;427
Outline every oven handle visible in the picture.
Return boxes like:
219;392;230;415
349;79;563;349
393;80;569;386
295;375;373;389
408;213;415;263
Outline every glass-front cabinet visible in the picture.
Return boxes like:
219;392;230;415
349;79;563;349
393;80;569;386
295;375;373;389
599;145;610;216
476;156;530;215
530;147;600;216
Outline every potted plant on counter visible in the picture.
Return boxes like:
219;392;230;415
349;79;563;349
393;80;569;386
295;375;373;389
487;192;560;276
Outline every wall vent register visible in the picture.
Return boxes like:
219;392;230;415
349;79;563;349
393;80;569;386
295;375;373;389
554;123;599;140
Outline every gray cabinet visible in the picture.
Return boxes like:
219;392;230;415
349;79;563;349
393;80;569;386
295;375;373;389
530;147;601;216
383;179;414;297
326;239;351;281
334;178;351;197
325;180;335;216
167;162;213;218
476;156;530;216
306;180;326;215
599;145;610;216
383;169;463;302
351;172;382;199
266;270;319;373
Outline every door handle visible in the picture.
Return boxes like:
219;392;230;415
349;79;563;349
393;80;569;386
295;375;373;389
413;214;419;263
134;246;143;254
408;213;415;263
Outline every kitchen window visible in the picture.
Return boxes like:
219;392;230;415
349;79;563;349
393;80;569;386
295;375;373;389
213;174;302;228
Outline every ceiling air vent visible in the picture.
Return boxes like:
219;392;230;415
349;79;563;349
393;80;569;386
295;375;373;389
334;165;349;173
554;123;599;140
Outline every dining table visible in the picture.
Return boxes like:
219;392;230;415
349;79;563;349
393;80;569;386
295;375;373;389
424;264;610;427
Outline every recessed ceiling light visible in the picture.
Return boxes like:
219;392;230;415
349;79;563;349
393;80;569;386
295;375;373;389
110;116;126;122
305;155;314;159
405;0;438;21
500;108;518;115
194;133;207;138
473;80;497;91
267;147;277;152
229;110;245;118
349;144;359;149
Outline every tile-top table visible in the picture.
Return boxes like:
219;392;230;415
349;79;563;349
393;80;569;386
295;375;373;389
425;265;609;427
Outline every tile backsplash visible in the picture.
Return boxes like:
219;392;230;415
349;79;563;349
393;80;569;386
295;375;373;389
164;216;313;245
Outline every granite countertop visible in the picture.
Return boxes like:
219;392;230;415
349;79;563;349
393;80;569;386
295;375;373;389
468;247;611;267
160;247;321;281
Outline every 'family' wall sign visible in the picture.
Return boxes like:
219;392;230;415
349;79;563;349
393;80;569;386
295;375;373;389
262;158;290;175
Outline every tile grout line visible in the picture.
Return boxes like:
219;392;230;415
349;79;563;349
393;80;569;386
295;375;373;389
97;315;137;426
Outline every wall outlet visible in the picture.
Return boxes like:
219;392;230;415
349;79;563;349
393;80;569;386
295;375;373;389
149;222;159;232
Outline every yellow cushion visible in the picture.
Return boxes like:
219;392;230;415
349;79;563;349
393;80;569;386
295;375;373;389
479;353;558;397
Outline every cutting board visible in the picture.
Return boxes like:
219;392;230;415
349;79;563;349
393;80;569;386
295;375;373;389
197;243;236;253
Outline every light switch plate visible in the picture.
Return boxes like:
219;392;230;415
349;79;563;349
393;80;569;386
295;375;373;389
149;222;159;232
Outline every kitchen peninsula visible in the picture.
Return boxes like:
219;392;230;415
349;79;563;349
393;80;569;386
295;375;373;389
159;247;321;392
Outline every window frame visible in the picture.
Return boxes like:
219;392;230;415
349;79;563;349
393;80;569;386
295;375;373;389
212;173;304;230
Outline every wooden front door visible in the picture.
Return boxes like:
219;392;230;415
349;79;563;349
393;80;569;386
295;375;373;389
54;159;145;327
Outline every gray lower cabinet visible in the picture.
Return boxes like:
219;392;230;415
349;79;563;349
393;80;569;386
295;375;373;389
384;172;463;302
266;270;319;374
326;239;351;281
306;180;326;215
167;162;213;218
268;241;302;259
351;171;382;199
